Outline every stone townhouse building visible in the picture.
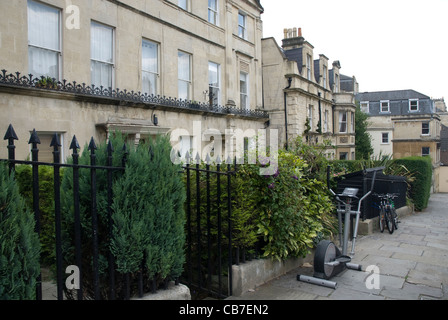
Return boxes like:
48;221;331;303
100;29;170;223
355;90;444;191
0;0;268;163
262;27;357;160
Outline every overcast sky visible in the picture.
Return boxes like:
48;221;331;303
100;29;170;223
261;0;448;101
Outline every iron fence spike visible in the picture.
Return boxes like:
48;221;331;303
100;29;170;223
28;129;41;145
4;124;18;141
70;135;80;151
216;155;222;164
50;133;61;148
88;137;97;151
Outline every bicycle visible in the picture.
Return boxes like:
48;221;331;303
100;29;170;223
374;193;399;234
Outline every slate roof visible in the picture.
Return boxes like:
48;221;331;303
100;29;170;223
284;48;303;74
356;90;430;102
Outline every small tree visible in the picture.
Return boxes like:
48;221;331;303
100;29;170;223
0;162;41;300
355;102;373;160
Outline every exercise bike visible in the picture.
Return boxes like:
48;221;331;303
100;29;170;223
297;167;381;289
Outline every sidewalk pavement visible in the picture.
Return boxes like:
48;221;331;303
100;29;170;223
227;193;448;300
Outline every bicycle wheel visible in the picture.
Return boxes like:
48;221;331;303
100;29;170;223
386;209;394;234
379;208;385;233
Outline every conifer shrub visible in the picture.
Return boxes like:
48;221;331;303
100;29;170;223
111;135;186;290
0;162;41;300
60;133;186;299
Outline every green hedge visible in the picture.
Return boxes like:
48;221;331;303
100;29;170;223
393;156;432;211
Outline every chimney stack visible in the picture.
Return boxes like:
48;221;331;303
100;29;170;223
282;27;305;49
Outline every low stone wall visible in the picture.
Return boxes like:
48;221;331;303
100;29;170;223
231;253;314;297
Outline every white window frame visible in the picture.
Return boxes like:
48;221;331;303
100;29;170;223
324;110;329;133
409;99;419;112
306;54;312;81
178;50;192;100
208;61;221;106
27;0;62;80
422;147;430;157
360;101;369;113
238;12;247;40
142;39;159;95
240;72;249;110
308;105;313;131
339;111;347;133
381;132;390;144
351;112;355;133
208;0;219;26
90;21;115;89
334;74;339;93
422;122;430;135
380;100;390;113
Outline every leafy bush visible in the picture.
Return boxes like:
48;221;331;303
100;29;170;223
248;150;336;260
392;156;432;211
0;162;41;300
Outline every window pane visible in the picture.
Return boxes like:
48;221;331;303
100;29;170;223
142;71;157;95
238;13;246;38
91;22;113;63
339;112;347;133
208;0;218;24
91;60;112;88
178;51;191;81
209;62;220;105
28;0;60;51
240;72;249;109
178;0;187;10
178;80;190;100
28;46;59;79
142;40;158;73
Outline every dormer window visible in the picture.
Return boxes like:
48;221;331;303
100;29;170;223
409;99;419;112
380;100;390;113
306;54;312;80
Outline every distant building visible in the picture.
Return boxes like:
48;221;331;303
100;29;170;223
262;28;357;160
356;89;444;192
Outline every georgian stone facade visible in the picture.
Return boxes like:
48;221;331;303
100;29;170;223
0;0;268;162
262;28;357;159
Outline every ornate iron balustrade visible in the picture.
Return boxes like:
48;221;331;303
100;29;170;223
0;69;269;119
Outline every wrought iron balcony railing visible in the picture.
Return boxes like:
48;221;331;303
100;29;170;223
0;69;269;119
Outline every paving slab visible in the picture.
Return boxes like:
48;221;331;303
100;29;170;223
228;193;448;301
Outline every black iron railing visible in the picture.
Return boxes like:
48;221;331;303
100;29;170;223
182;153;237;299
0;69;269;119
1;124;240;300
